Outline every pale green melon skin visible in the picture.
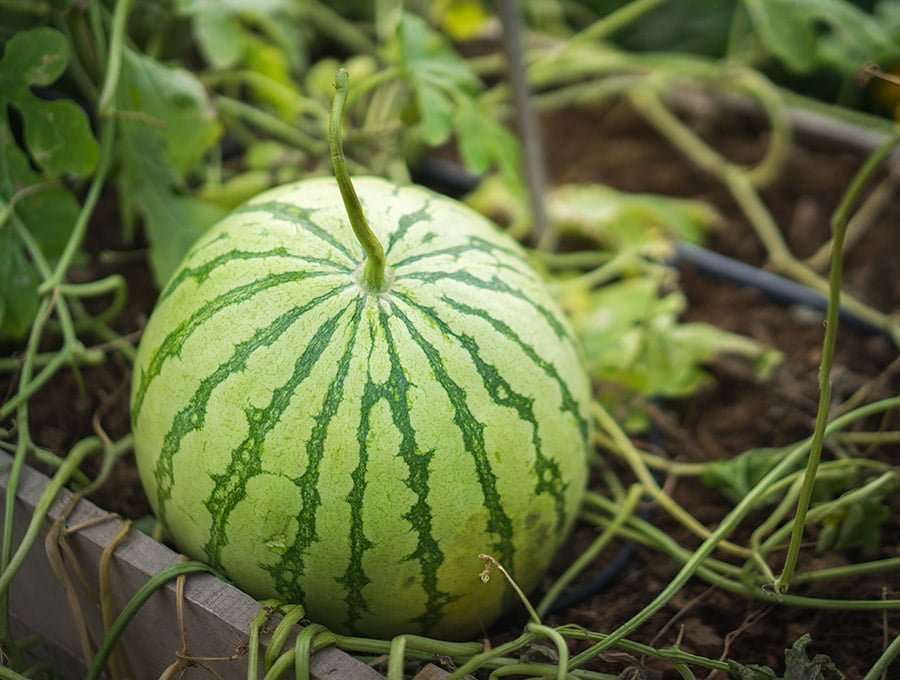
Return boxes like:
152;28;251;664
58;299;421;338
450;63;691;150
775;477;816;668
131;176;591;639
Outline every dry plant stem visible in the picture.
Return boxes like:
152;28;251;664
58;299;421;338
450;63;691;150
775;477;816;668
774;134;900;595
478;553;541;624
536;484;643;617
592;402;751;558
44;498;96;669
85;561;216;680
99;520;133;680
569;395;900;669
497;0;553;250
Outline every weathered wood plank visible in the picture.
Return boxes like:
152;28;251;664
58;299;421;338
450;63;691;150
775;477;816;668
0;452;384;679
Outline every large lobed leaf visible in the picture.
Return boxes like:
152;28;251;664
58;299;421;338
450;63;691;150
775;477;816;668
0;27;92;339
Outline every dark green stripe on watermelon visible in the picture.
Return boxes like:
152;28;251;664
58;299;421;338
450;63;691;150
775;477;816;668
441;295;590;445
389;299;517;573
202;300;361;567
158;247;352;304
151;285;350;524
235;200;358;264
394;291;568;531
399;270;574;348
131;269;340;424
262;298;365;604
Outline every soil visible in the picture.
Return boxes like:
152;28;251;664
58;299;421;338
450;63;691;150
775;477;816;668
2;100;898;678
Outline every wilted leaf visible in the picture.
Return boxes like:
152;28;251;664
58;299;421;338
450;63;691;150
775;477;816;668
567;277;780;398
549;183;719;252
784;634;843;680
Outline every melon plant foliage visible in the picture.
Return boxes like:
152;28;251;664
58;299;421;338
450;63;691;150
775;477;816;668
130;175;592;638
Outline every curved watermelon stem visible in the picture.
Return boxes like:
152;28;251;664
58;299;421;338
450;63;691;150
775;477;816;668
330;68;390;293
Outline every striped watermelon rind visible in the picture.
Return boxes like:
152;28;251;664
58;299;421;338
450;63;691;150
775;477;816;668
131;176;591;639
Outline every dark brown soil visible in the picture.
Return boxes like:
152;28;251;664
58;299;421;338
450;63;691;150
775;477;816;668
538;102;899;678
2;101;898;678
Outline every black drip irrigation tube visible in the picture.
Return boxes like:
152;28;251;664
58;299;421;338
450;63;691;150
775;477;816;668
414;156;888;337
413;156;892;616
674;242;886;336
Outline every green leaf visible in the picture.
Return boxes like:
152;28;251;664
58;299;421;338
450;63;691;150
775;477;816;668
0;125;80;257
744;0;893;75
117;122;225;286
118;48;221;176
0;122;80;339
0;228;40;340
115;48;224;285
178;0;307;74
456;100;520;185
0;27;98;178
194;10;247;69
817;494;890;554
394;12;481;146
744;0;817;72
702;447;786;504
417;82;456;146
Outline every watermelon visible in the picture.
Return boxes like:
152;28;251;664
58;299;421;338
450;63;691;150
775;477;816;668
130;176;590;638
130;71;591;640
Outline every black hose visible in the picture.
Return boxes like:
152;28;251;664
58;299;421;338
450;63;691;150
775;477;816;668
413;158;889;338
675;242;885;336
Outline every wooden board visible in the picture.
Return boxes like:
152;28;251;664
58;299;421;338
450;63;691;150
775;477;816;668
1;452;384;679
